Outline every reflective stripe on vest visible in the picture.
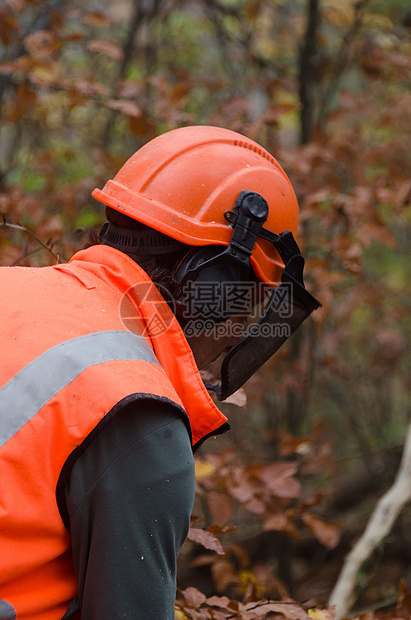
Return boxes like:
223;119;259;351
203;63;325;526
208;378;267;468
0;600;16;620
0;330;160;449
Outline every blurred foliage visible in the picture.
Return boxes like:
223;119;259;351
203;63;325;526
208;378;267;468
0;0;410;617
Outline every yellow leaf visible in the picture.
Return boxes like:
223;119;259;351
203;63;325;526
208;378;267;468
174;608;187;619
308;608;334;619
324;5;354;28
194;461;216;481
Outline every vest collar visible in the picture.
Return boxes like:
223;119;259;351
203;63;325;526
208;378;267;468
68;245;229;447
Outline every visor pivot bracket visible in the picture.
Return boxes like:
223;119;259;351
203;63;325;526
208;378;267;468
238;191;268;222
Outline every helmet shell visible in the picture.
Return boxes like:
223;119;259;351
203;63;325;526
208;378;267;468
92;126;299;285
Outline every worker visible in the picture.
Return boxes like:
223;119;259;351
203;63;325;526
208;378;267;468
0;126;320;620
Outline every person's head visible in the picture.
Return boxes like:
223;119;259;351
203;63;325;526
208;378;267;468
92;125;320;400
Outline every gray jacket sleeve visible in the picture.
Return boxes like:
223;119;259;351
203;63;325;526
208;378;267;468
64;398;195;620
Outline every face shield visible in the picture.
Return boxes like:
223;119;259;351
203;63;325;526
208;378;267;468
176;191;321;401
217;263;320;401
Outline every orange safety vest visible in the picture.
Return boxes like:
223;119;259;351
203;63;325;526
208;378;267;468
0;245;228;620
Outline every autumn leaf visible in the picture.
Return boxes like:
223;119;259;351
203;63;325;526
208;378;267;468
205;595;232;610
73;79;109;97
24;30;60;61
83;10;112;28
397;579;411;618
263;511;288;532
0;9;18;45
240;600;310;619
222;387;247;407
187;527;225;555
180;586;207;608
106;99;142;118
206;523;236;535
302;513;343;550
14;81;37;118
257;462;301;499
211;556;238;593
207;491;233;525
263;511;300;538
87;39;124;61
227;475;255;504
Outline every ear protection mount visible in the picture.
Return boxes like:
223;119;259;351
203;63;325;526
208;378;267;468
173;190;319;324
173;191;270;322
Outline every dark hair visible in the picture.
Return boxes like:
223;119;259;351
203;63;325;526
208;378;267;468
85;207;190;292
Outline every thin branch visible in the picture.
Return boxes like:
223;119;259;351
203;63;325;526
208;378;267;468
299;0;321;145
316;0;371;127
202;0;246;92
102;0;165;149
9;228;84;265
0;218;60;262
101;0;146;148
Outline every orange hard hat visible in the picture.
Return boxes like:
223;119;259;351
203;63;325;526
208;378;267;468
92;125;299;285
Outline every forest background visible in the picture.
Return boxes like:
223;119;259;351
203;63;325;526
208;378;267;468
0;0;410;618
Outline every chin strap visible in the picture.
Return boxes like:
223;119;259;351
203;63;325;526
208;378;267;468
99;222;184;256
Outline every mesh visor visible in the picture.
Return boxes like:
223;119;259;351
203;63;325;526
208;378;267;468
216;273;320;401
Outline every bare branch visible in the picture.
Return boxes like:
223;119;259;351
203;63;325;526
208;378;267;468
0;218;60;262
316;0;371;128
102;0;165;148
329;421;411;619
299;0;321;144
201;0;245;91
